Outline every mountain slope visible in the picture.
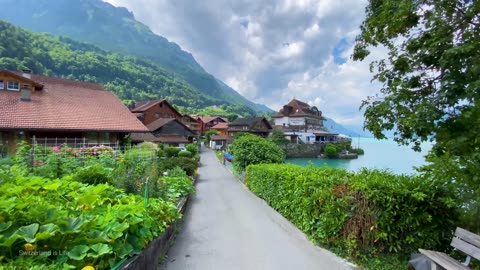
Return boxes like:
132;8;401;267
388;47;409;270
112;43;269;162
323;118;362;137
0;0;268;113
0;20;226;109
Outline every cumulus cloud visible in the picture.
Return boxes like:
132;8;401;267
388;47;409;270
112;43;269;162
104;0;382;130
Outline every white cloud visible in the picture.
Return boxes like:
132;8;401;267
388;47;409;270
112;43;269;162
103;0;382;130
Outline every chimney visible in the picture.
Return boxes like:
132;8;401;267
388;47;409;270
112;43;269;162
20;85;32;102
21;69;32;79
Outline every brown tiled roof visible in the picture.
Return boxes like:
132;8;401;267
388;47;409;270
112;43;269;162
131;99;182;119
146;118;174;131
129;133;188;143
273;98;326;120
0;71;148;132
211;122;228;129
146;118;196;135
200;116;226;124
228;117;272;129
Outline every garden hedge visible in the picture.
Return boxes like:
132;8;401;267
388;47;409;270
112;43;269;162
246;164;458;260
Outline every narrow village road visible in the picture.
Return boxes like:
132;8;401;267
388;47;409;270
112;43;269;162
161;148;354;270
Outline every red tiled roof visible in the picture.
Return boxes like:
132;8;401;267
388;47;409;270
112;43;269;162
131;99;166;112
0;71;148;132
211;122;228;129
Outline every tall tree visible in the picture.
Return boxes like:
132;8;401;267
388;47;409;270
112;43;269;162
353;0;480;230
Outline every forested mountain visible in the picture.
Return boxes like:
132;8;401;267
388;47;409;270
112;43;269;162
0;0;271;114
0;20;255;114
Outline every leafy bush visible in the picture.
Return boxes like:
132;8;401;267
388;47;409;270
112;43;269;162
185;144;198;156
159;157;198;176
354;148;365;155
0;174;179;269
164;147;181;158
0;157;14;170
166;167;188;178
324;144;337;158
113;148;158;195
229;134;285;171
72;164;113;185
246;164;458;263
178;150;193;158
159;176;194;202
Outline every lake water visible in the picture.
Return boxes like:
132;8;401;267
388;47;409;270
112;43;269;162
286;137;433;175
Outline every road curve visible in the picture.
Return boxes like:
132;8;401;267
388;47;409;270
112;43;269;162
161;148;354;270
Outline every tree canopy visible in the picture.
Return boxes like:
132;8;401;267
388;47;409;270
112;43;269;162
353;0;480;230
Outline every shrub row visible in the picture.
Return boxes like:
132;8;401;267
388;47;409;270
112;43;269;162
246;164;458;261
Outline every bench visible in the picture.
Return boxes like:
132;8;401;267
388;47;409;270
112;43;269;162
419;227;480;270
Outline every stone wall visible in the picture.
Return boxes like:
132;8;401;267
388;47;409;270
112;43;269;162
282;143;324;158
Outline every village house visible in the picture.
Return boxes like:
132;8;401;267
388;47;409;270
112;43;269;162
0;69;148;155
129;118;196;147
273;98;338;144
227;117;272;137
130;99;183;126
199;116;227;134
129;99;199;145
210;122;229;136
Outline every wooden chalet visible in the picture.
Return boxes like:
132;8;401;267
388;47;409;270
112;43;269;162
227;117;272;137
211;122;229;136
0;69;148;155
129;118;196;147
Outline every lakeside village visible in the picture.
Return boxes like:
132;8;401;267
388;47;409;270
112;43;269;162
1;69;477;270
0;69;361;159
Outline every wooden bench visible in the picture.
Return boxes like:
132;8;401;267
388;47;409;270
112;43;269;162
419;227;480;270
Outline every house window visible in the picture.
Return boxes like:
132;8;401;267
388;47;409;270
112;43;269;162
155;112;161;118
0;80;3;90
7;81;20;91
242;126;248;130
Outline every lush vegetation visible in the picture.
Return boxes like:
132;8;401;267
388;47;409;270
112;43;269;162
269;128;289;146
0;0;272;114
0;142;197;269
353;0;480;231
0;20;256;116
246;164;458;268
228;134;285;172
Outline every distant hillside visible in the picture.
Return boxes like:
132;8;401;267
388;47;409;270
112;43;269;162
0;0;266;114
324;118;362;137
0;20;248;112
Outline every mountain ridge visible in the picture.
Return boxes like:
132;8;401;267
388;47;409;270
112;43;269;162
0;0;266;114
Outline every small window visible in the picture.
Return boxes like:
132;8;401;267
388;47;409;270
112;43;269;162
7;81;19;91
155;112;161;118
0;80;3;90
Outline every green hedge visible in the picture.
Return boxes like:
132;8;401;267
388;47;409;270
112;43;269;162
246;164;458;261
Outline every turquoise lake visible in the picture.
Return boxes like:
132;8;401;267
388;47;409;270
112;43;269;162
286;137;433;175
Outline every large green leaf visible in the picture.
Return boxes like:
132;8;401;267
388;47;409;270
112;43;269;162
88;243;112;258
43;182;62;191
59;217;85;234
15;223;39;243
0;221;12;232
68;245;90;260
113;241;134;258
77;194;100;205
34;223;59;241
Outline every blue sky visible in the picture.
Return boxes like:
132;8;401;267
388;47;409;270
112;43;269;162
104;0;385;133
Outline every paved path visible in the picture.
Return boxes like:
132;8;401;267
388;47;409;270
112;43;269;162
161;148;354;270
